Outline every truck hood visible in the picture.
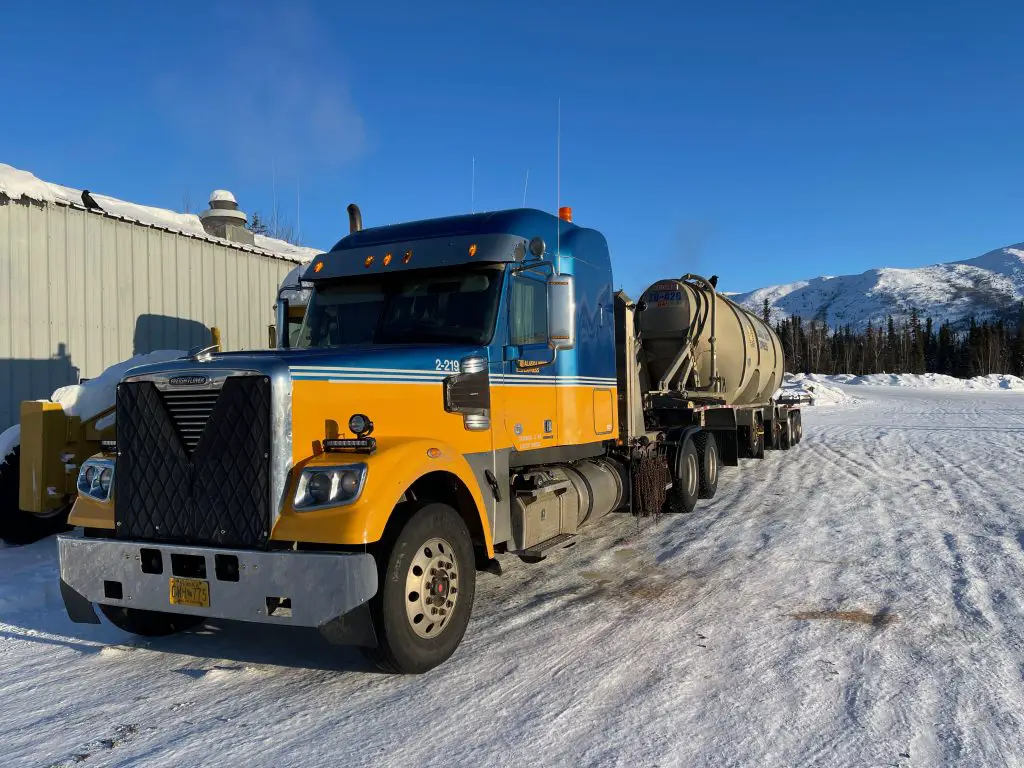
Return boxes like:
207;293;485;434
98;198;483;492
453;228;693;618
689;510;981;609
118;345;487;382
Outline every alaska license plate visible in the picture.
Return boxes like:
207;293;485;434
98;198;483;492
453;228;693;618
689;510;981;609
169;577;210;608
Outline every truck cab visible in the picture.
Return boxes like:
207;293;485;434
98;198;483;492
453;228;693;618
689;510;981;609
58;207;625;673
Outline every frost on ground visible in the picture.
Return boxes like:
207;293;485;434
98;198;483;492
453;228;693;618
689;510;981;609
0;351;186;467
3;386;1024;766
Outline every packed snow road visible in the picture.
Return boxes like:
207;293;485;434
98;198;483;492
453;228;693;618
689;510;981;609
2;386;1024;767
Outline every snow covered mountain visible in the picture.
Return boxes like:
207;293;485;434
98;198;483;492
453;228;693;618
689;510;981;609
730;244;1024;330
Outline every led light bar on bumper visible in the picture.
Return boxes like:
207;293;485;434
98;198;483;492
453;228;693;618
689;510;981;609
294;464;367;511
77;458;114;502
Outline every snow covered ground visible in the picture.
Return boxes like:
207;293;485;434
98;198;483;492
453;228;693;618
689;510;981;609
3;385;1024;766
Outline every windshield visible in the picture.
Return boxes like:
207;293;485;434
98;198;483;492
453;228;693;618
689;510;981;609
294;263;505;348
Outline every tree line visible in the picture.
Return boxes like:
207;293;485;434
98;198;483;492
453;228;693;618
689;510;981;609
766;299;1024;378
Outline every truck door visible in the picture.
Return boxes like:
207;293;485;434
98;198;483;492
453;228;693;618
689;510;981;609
501;271;558;453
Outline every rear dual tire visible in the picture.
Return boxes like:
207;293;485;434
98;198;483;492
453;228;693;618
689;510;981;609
665;430;719;513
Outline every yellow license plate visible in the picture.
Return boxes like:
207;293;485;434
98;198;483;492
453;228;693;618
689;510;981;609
169;577;210;608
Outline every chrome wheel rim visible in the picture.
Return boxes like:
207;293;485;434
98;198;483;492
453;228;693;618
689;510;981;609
405;537;459;639
707;448;718;486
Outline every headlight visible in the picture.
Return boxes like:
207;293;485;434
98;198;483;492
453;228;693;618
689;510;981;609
293;464;367;511
77;458;114;502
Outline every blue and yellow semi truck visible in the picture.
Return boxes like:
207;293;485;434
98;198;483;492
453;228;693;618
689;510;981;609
57;204;802;673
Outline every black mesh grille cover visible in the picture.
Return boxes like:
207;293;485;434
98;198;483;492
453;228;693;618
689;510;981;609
115;376;272;548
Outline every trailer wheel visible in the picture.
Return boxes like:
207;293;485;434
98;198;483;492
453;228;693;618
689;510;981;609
779;418;793;450
793;412;804;444
99;605;204;636
664;436;699;514
751;416;766;459
363;502;476;674
694;431;719;500
0;447;73;545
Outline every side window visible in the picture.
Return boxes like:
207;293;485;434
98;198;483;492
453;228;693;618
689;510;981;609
510;276;547;346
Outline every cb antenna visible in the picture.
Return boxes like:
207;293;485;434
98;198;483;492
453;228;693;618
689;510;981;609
522;168;530;207
556;98;561;273
471;156;476;213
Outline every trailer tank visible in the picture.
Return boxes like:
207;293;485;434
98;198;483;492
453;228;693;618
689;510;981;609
636;276;784;406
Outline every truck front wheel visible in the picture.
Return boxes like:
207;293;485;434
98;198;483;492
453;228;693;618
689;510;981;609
99;605;204;636
364;502;476;674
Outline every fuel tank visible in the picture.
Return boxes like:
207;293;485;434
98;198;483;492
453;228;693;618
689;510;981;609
636;278;784;405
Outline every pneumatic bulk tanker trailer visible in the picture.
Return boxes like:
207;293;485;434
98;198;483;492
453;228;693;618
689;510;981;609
56;205;803;674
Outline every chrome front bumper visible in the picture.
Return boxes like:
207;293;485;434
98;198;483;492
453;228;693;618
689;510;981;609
57;534;379;644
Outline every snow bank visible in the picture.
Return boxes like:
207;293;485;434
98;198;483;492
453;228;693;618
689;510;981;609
821;372;1024;391
0;350;186;466
50;350;188;429
777;374;861;406
0;163;320;263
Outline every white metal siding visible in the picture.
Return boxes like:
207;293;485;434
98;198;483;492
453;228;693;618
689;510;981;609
0;197;298;430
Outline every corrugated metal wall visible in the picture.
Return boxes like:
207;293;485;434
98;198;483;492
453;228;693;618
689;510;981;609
0;196;299;430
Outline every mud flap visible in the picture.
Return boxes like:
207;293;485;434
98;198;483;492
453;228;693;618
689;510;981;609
60;578;100;624
318;603;377;648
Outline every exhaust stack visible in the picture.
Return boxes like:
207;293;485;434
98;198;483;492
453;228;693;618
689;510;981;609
347;203;362;234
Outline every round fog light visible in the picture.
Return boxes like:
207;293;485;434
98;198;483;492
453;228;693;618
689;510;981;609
307;472;333;504
99;469;112;495
348;413;373;436
84;466;96;486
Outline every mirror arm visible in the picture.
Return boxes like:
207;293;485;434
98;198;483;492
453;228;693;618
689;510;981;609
276;295;291;350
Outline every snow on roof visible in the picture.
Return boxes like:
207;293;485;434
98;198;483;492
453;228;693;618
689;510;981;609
0;163;321;264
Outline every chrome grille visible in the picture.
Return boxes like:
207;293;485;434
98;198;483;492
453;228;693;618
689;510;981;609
160;389;221;454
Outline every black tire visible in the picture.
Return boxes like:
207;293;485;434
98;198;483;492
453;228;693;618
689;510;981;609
751;416;766;459
0;447;73;545
363;503;476;674
779;418;793;450
664;436;699;514
99;604;204;636
793;411;804;444
693;431;719;500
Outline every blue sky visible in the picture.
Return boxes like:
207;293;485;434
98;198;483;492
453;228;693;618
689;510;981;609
3;1;1024;297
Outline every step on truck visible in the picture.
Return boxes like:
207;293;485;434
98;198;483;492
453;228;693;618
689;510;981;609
57;204;802;673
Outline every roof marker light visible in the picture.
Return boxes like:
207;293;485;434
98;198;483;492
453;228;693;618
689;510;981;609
558;206;573;222
365;255;375;268
383;252;393;266
314;261;324;273
403;250;413;264
468;243;477;257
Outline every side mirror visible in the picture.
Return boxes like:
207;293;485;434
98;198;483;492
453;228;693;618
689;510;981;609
275;298;290;349
546;273;576;351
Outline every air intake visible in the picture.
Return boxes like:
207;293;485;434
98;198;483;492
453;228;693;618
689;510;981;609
160;390;221;454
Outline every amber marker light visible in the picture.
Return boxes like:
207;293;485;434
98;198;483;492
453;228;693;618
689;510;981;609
558;206;573;222
468;243;477;257
426;447;442;459
383;252;393;266
403;250;413;263
314;261;324;273
365;255;375;268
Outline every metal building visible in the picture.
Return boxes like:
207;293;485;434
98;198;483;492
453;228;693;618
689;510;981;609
0;163;320;431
